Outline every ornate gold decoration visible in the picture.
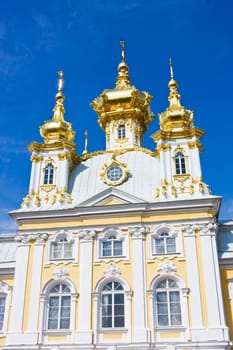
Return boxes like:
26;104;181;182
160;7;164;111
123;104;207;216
90;41;154;148
189;184;194;194
157;144;171;152
188;141;203;152
40;185;56;192
173;174;190;182
100;155;130;186
31;154;42;162
58;153;71;161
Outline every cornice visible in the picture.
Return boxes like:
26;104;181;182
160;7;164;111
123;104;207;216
9;196;221;227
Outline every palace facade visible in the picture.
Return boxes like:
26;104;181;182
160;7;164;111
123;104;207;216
0;43;233;350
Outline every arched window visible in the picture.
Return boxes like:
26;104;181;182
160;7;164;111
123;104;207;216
154;232;176;254
51;236;73;260
118;125;126;139
155;279;182;326
102;235;123;257
47;283;71;330
44;163;54;185
175;152;186;174
0;295;6;330
101;281;125;328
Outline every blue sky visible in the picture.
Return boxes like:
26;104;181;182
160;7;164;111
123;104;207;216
0;0;232;233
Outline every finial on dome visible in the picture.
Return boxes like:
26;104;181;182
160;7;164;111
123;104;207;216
116;40;130;89
168;58;178;91
169;58;174;79
58;71;64;91
120;40;125;62
82;130;89;156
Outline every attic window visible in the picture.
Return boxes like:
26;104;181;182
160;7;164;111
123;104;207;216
44;163;54;185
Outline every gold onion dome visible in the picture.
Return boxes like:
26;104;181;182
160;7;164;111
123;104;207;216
91;41;154;135
40;71;75;143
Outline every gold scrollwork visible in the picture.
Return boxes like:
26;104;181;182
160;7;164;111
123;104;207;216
173;174;190;182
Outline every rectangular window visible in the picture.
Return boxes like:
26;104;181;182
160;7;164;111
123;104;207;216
0;296;6;330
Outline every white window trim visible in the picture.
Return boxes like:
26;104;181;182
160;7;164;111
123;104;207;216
93;276;132;343
95;227;129;262
149;273;189;341
148;224;183;260
40;278;78;335
46;230;78;264
0;281;12;336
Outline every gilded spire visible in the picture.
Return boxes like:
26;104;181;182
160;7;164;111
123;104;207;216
116;40;131;89
167;58;180;109
40;71;75;143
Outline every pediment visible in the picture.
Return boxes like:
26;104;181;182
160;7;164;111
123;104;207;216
79;187;146;207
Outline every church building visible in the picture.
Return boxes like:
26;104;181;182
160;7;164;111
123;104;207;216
0;42;233;350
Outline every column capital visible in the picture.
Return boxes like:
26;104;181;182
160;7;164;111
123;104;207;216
78;230;96;241
129;226;148;239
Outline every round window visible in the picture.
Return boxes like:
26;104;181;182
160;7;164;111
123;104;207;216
106;165;124;182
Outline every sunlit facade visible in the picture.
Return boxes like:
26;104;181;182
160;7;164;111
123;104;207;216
0;44;233;350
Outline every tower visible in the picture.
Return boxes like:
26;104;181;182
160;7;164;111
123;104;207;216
22;72;80;208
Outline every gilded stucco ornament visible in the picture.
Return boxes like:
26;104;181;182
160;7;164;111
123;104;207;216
100;155;130;186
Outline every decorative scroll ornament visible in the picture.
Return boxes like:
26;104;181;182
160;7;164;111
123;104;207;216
129;226;148;239
158;261;176;275
15;233;48;244
0;281;12;293
53;267;69;280
78;230;96;241
105;263;121;278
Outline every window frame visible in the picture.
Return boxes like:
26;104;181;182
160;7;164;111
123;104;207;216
149;224;182;259
47;230;77;264
96;227;129;262
47;283;71;330
117;125;126;139
100;281;125;329
149;274;189;334
0;282;12;335
43;163;55;185
174;152;186;175
51;236;73;261
155;279;182;327
94;276;131;338
41;279;77;335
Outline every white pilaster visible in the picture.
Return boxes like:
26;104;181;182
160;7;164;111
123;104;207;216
200;223;229;341
26;234;48;343
183;224;203;339
189;146;202;179
75;230;95;344
6;235;30;344
129;226;149;343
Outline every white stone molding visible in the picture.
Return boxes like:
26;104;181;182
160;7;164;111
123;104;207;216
129;226;148;239
157;261;176;274
104;263;121;278
78;229;96;241
52;266;70;280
